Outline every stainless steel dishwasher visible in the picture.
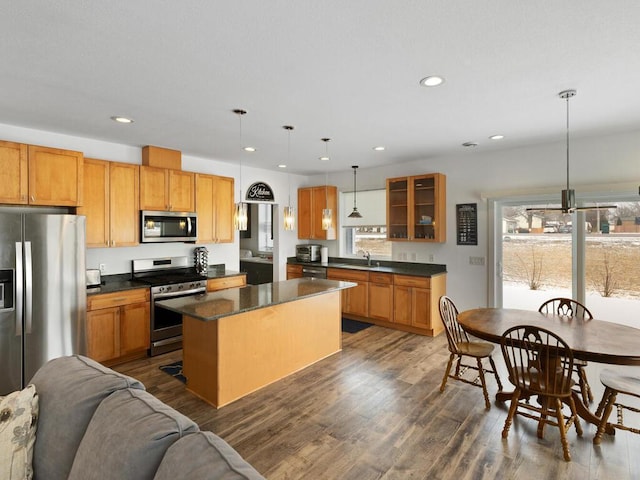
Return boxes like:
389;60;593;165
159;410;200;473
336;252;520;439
301;266;327;279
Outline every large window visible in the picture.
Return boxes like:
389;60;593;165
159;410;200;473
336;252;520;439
341;189;392;259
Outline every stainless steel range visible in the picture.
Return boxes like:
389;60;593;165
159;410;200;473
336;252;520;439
132;256;206;356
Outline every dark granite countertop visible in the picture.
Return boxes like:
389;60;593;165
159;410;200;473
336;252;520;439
87;266;246;296
287;257;447;277
157;278;355;321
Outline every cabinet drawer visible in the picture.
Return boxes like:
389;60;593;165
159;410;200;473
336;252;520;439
369;272;393;285
87;288;150;311
207;275;246;292
327;268;369;282
393;275;430;289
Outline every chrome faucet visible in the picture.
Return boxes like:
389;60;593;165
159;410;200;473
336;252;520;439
362;250;371;266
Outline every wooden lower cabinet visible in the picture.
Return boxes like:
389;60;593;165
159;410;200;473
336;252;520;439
368;273;394;322
327;268;368;318
393;274;446;336
287;264;303;279
87;288;150;366
207;274;246;292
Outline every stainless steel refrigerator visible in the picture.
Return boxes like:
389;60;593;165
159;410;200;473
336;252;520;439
0;213;86;395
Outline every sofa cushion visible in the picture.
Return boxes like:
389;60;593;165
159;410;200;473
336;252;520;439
0;384;39;480
68;388;199;480
29;355;144;480
154;431;265;480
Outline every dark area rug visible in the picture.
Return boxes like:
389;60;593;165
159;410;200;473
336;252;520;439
341;318;373;334
159;361;186;384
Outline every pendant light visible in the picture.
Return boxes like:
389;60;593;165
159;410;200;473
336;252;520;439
527;90;615;213
282;125;296;231
321;138;332;230
233;109;249;231
348;165;363;218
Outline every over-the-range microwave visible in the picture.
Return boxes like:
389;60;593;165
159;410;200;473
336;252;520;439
141;211;198;243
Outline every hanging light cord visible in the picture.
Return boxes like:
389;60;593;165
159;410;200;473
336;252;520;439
352;166;358;210
565;94;570;193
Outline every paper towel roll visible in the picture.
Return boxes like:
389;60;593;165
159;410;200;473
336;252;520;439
320;246;329;264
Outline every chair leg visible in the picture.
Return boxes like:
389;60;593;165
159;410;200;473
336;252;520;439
502;389;521;439
488;355;503;391
568;395;583;437
595;386;612;417
594;389;617;445
576;365;593;404
537;396;549;439
476;357;490;409
554;398;571;461
440;353;455;392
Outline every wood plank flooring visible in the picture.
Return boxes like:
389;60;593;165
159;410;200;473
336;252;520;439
115;325;640;479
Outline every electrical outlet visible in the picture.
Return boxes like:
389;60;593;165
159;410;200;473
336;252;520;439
409;253;417;261
99;264;106;274
469;256;485;266
428;254;434;262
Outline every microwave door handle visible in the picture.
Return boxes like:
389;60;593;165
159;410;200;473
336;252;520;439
187;217;192;235
15;242;23;336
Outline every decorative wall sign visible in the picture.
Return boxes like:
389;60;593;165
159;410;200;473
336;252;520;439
456;203;478;246
245;182;275;202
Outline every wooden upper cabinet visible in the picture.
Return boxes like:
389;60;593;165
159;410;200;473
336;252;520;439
0;140;28;204
195;173;234;244
79;159;139;248
140;166;195;212
27;145;83;206
387;173;446;243
298;185;337;240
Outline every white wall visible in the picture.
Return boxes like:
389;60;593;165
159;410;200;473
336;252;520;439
0;123;304;281
310;129;640;311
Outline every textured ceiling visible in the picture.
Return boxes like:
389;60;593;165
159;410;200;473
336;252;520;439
2;1;640;174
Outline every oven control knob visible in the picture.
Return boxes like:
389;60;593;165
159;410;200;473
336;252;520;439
178;284;183;290
159;287;165;293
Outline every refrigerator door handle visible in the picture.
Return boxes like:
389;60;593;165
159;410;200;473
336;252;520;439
24;241;33;334
15;242;23;336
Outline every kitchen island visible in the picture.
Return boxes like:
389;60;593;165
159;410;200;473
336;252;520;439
157;278;355;408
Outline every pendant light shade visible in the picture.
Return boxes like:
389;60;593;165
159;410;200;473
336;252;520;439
233;109;249;231
282;125;296;231
321;138;333;230
348;165;363;218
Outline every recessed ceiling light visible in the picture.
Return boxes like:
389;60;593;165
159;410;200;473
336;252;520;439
319;156;329;161
110;116;134;124
462;142;478;147
278;164;287;168
373;146;385;151
489;134;504;140
243;146;256;152
419;76;444;87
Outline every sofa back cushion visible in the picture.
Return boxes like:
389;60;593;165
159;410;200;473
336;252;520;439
68;388;199;480
154;431;265;480
29;355;144;480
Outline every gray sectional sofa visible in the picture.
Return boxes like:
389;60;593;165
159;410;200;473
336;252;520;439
29;355;265;480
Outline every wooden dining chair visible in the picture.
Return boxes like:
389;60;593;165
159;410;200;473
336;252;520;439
593;368;640;445
538;297;594;404
500;325;583;461
438;296;503;409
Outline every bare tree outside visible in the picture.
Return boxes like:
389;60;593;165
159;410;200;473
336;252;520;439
515;245;543;290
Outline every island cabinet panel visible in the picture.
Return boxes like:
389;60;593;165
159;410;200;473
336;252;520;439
196;173;234;244
368;272;393;321
86;288;150;366
0;140;28;204
206;274;246;292
286;264;303;279
79;159;139;248
183;290;342;408
327;268;369;318
140;166;195;212
28;145;84;207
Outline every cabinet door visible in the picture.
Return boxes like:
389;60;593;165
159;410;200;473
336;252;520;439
411;287;431;330
110;162;140;247
120;302;150;356
297;187;312;239
0;140;28;204
207;275;246;292
87;307;120;362
168;170;195;212
345;282;368;317
28;145;83;206
196;174;215;243
393;286;412;325
386;177;409;240
140;166;168;210
79;158;110;247
368;283;393;321
287;264;303;279
213;175;234;243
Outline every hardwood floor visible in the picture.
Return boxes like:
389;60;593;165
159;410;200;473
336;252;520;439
115;325;640;479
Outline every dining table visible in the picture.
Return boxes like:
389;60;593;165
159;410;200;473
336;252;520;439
457;307;640;431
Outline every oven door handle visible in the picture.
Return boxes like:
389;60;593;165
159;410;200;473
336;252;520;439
154;287;205;300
